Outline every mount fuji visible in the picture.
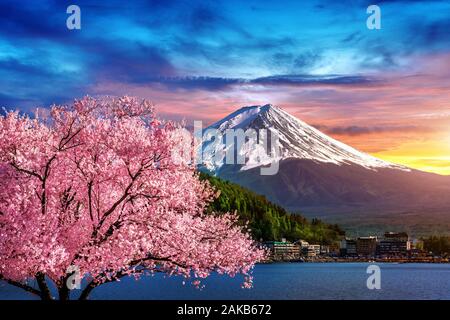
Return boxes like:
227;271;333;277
201;104;450;235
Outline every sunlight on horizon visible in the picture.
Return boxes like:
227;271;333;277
373;138;450;175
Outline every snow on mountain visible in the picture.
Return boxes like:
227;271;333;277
203;104;408;173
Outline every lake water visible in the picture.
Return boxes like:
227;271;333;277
1;263;449;300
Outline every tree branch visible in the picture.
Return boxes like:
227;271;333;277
9;162;43;181
87;181;94;222
57;118;83;151
78;270;136;300
0;275;43;299
78;255;187;300
91;168;142;238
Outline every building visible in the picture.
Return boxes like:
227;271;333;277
339;239;347;256
308;244;320;256
357;236;378;256
385;232;409;242
377;232;411;256
341;238;357;256
296;240;309;249
264;241;301;259
295;240;321;257
301;244;320;257
320;245;330;255
328;242;341;256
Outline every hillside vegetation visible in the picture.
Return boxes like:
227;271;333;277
422;236;450;255
201;173;345;244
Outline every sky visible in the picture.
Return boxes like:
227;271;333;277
1;0;449;174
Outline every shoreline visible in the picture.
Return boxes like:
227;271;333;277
260;257;449;264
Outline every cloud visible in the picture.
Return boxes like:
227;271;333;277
251;75;382;86
0;0;449;117
188;5;223;34
293;52;323;71
404;14;450;51
137;74;383;91
0;1;68;40
313;125;428;136
0;59;56;78
89;42;176;84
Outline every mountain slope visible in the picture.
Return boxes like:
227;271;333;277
201;172;344;243
201;104;450;235
204;104;407;172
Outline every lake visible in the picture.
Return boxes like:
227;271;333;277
1;263;449;300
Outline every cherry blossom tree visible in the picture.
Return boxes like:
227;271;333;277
0;96;265;300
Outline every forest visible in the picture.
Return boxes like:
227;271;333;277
421;236;450;255
201;173;345;244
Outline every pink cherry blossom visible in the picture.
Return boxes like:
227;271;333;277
0;96;265;300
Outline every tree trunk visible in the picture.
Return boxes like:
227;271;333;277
36;273;52;300
58;285;70;301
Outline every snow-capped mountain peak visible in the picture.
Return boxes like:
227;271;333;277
209;104;275;130
203;104;408;172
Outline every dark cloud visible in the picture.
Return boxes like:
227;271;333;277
0;0;74;40
0;92;44;111
0;93;27;108
413;19;450;49
89;42;176;84
0;59;56;78
251;75;382;86
154;76;244;90
0;89;87;112
271;53;294;67
188;5;222;33
341;32;362;44
293;52;323;71
144;74;383;91
0;56;89;111
380;9;450;55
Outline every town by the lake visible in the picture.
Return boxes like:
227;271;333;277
263;231;449;263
